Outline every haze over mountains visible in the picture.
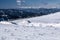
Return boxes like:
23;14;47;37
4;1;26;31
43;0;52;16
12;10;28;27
0;0;60;9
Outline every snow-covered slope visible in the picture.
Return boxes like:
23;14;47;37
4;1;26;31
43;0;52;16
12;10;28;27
0;12;60;40
24;12;60;23
0;22;60;40
13;12;60;28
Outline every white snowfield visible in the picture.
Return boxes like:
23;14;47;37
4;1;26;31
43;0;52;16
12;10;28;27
0;12;60;40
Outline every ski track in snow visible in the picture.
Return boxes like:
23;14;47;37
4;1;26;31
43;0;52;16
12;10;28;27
0;12;60;40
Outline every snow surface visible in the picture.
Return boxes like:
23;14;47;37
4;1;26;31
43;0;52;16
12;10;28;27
0;21;12;24
22;12;60;23
0;12;60;40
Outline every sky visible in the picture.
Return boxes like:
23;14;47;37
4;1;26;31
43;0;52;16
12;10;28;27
0;0;60;9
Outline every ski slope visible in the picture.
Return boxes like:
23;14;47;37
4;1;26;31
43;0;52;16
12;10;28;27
0;12;60;40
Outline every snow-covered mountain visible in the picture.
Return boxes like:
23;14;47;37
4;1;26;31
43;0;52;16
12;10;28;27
0;12;60;40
